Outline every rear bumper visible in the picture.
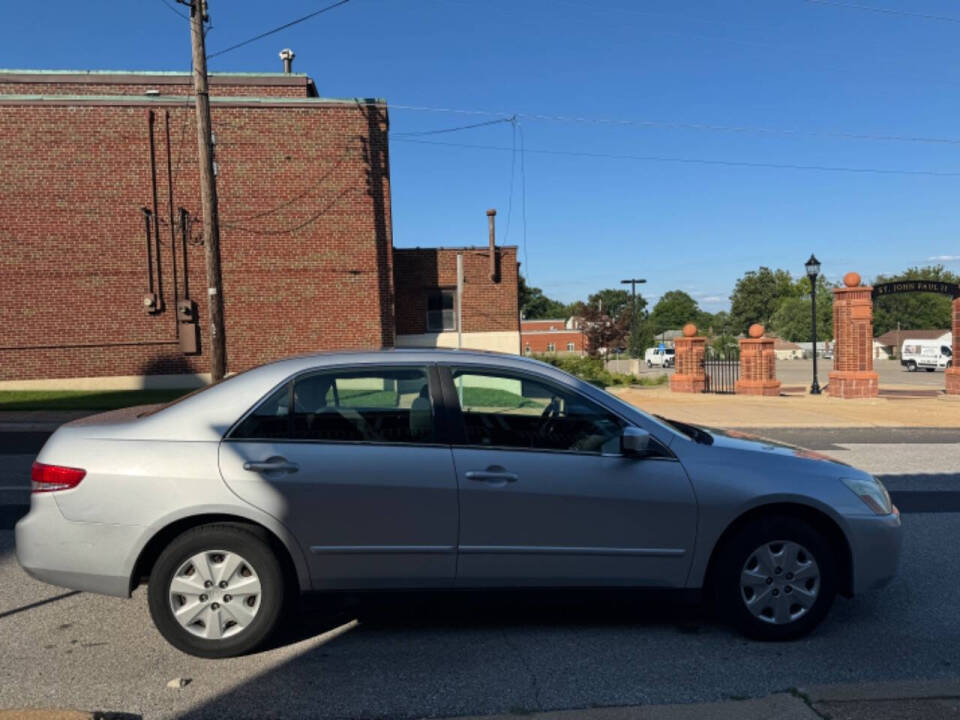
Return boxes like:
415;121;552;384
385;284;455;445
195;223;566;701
15;494;141;598
846;510;903;594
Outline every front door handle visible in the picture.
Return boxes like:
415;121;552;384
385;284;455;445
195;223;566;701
243;457;299;474
465;470;518;483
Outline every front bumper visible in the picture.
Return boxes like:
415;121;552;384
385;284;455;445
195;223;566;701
846;509;903;594
15;494;142;598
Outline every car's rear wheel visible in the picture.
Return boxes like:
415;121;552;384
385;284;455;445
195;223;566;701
147;523;286;658
714;515;837;641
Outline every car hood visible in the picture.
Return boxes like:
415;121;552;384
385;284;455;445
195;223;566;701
703;427;850;467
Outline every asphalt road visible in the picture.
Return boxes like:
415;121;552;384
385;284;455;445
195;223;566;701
1;425;959;719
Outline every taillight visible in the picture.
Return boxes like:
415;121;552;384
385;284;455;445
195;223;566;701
31;462;86;493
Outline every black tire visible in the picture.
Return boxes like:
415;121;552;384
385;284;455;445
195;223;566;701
713;515;837;641
926;368;935;373
646;360;652;368
147;523;287;658
906;361;917;372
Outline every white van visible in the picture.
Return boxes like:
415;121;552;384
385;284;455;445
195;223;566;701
644;347;675;368
901;339;953;372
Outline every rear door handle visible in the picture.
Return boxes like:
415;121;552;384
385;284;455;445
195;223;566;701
243;458;299;474
465;470;518;483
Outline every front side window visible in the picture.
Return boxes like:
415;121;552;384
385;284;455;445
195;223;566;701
943;346;953;357
450;368;624;454
426;289;456;332
231;367;434;444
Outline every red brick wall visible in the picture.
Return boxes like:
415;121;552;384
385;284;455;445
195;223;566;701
0;94;393;381
521;330;584;354
393;248;519;335
521;320;568;332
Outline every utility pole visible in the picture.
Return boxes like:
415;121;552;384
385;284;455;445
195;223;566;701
187;0;227;380
621;278;647;358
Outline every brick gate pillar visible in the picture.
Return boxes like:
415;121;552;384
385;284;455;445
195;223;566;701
735;324;781;396
947;297;960;395
829;272;879;399
670;323;707;393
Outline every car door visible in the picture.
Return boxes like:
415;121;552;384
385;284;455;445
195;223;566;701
219;364;459;589
442;365;697;588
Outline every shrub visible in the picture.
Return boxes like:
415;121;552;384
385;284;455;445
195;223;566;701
532;354;667;388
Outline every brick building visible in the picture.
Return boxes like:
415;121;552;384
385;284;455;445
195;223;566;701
0;69;519;388
520;318;586;355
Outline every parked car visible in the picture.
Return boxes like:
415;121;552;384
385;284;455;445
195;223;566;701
901;339;952;372
17;350;901;657
645;347;675;368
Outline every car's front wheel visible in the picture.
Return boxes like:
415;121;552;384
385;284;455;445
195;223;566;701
147;523;287;658
714;515;837;641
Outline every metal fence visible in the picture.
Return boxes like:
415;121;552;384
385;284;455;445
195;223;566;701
702;347;740;394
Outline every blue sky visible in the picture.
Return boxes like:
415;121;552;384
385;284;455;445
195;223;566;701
5;0;960;310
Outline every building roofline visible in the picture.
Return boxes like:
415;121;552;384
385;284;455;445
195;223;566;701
395;245;520;252
0;94;385;109
0;69;309;82
521;318;569;323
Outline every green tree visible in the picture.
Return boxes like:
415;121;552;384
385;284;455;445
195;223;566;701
769;275;834;342
519;276;568;319
649;290;710;333
872;265;959;336
729;267;796;334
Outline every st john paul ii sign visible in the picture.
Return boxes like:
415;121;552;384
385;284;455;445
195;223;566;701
872;281;960;299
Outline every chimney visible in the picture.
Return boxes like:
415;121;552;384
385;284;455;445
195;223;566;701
486;209;497;282
279;48;295;74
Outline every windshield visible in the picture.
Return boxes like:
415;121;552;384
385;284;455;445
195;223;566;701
136;369;249;418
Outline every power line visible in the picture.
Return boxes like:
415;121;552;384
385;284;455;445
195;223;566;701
799;0;960;24
393;137;960;177
390;103;960;146
393;117;514;137
208;0;352;59
158;0;189;20
518;123;529;276
503;119;517;245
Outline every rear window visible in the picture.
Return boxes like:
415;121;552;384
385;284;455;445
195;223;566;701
136;370;249;418
230;366;435;444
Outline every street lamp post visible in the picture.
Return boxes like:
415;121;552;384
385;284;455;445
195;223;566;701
805;254;822;395
621;278;647;359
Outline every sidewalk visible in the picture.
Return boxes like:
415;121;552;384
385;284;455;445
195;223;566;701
436;678;960;720
613;386;960;429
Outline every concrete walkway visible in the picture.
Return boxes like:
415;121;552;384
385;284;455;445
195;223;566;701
613;386;960;428
439;679;960;720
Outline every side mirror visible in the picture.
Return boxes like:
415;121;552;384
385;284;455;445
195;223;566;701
621;426;652;456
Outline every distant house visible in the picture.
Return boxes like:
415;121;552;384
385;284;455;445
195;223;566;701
521;317;586;356
770;337;804;360
874;329;950;359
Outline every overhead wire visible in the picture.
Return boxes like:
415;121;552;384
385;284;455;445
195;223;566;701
392;137;960;177
389;103;960;146
207;0;352;59
798;0;960;24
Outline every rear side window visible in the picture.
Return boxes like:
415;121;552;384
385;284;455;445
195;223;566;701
231;367;434;444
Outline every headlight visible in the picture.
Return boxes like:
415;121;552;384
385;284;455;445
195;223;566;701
842;476;893;515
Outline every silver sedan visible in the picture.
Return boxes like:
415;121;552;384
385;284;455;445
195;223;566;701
16;350;901;657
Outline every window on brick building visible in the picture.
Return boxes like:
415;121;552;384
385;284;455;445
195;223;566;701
524;344;531;355
426;289;456;332
567;342;575;352
546;343;556;352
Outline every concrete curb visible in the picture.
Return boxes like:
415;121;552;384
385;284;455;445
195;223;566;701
435;693;818;720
